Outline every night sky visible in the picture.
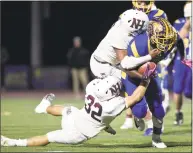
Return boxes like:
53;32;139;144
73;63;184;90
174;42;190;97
2;1;186;66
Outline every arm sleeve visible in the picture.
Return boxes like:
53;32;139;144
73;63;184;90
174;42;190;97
120;55;152;69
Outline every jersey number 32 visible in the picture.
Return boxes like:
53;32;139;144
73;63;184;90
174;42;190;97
84;95;103;123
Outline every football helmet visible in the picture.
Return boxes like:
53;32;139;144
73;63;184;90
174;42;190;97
147;17;177;52
120;9;149;36
132;0;155;14
184;2;192;18
93;76;122;102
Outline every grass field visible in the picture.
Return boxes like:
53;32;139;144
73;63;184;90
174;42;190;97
1;92;192;152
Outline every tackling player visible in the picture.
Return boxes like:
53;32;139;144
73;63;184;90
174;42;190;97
90;9;160;79
120;0;169;137
1;63;155;147
121;17;178;148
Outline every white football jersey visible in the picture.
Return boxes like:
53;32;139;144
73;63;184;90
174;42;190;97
93;19;133;65
73;79;126;138
93;9;149;65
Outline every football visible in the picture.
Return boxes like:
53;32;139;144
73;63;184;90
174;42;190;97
138;62;157;75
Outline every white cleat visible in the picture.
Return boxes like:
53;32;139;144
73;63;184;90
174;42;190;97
152;140;167;148
1;136;6;146
35;93;55;114
1;136;11;146
120;120;133;129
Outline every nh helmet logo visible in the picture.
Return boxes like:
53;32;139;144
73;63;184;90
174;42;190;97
130;18;145;30
109;83;121;96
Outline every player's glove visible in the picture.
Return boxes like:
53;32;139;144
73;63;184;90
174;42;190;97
182;59;192;69
142;62;156;82
151;52;165;64
104;126;116;135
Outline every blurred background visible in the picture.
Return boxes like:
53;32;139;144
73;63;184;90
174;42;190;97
1;1;186;97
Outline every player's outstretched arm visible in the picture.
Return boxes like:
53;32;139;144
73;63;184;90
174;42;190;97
179;19;190;39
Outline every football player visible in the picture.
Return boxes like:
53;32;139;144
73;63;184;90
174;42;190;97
180;1;192;68
121;17;178;148
90;9;160;79
120;0;169;137
1;64;155;147
132;0;167;20
163;1;192;126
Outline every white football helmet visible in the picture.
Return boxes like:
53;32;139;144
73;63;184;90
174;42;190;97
85;78;101;94
120;9;149;36
93;76;122;102
184;2;192;18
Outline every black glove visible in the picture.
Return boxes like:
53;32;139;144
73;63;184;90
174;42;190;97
104;126;116;135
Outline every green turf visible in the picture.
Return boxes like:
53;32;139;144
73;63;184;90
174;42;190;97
1;96;192;152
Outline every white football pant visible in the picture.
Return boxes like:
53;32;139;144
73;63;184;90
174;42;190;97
90;54;121;79
47;106;88;144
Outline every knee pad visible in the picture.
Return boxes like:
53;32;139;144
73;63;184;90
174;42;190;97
152;115;163;135
153;102;165;120
131;103;148;119
152;115;163;128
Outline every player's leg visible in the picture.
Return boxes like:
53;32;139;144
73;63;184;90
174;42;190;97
35;93;65;116
1;108;76;147
46;106;87;145
183;67;192;126
46;105;65;116
90;54;108;78
120;108;134;129
161;65;172;114
143;109;153;136
1;129;85;147
146;77;167;148
183;67;192;99
2;106;87;147
1;135;49;147
143;64;164;136
172;61;186;125
161;64;173;114
162;86;170;113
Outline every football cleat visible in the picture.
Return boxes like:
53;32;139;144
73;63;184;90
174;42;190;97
35;93;55;114
1;136;13;147
152;139;167;148
1;135;6;146
174;112;183;125
134;116;145;131
120;119;133;129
